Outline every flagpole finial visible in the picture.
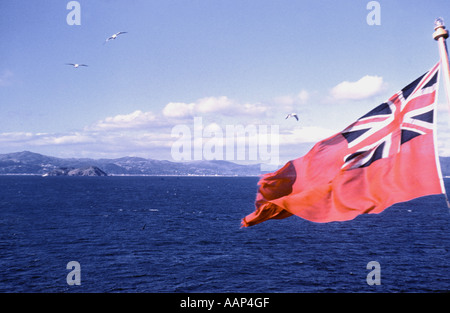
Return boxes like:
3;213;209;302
433;17;449;40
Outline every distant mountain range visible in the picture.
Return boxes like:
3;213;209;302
1;151;450;177
0;151;264;176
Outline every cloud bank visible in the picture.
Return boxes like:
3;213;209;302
0;90;325;161
12;76;449;162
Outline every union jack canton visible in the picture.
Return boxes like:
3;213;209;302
340;63;440;170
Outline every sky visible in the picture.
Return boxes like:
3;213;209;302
1;0;450;166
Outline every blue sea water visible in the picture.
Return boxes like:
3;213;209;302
0;175;449;293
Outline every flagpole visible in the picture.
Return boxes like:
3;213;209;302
433;18;450;209
433;18;450;109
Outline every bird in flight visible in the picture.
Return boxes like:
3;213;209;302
66;63;88;68
104;31;128;43
285;113;299;121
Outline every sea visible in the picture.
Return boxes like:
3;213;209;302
0;175;449;293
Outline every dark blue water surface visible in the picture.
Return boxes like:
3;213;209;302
0;176;449;292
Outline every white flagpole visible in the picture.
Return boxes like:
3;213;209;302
434;18;450;109
433;18;450;208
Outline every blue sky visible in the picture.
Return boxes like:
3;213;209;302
1;0;450;164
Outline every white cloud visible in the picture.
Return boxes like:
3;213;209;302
163;102;195;118
40;133;95;145
88;110;158;130
0;132;95;146
196;96;234;114
162;96;269;119
239;101;269;116
0;132;35;144
330;75;386;101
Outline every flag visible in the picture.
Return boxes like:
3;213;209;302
242;62;445;227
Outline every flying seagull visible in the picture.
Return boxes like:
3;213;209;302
66;63;88;68
285;113;299;121
104;31;128;43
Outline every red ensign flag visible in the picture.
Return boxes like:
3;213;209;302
242;62;445;227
